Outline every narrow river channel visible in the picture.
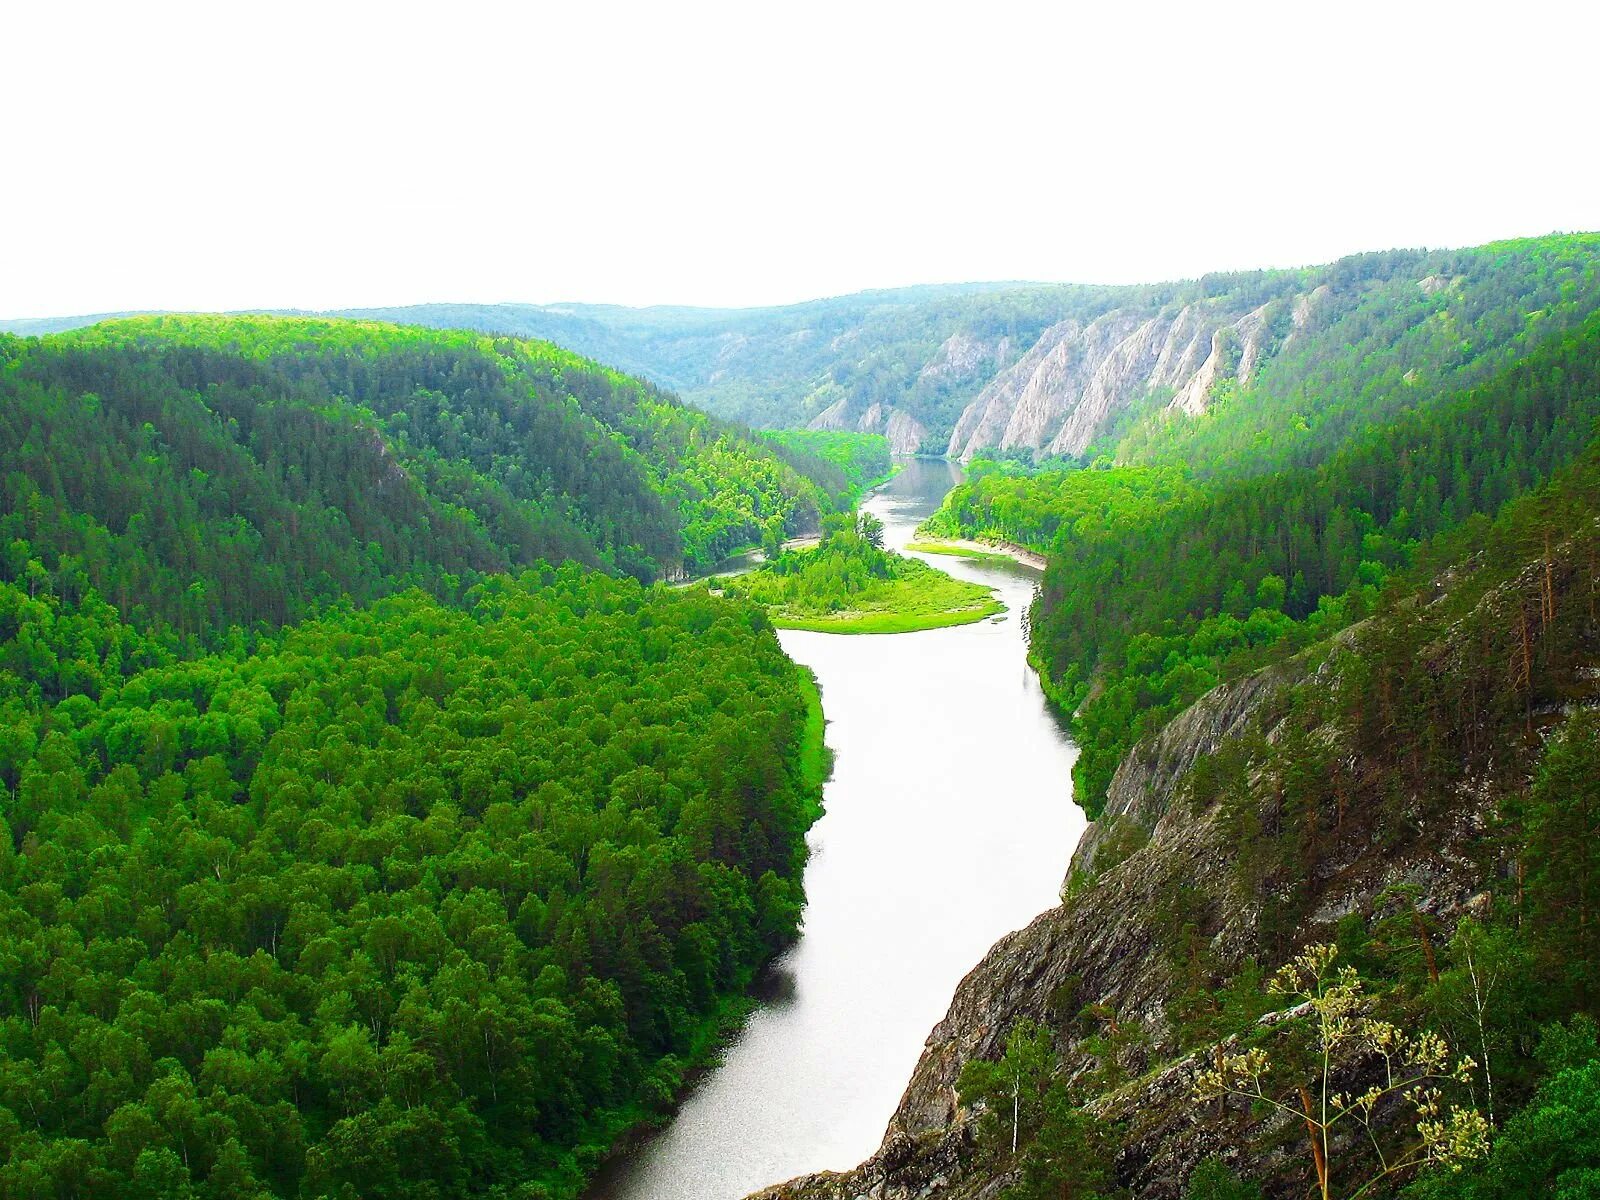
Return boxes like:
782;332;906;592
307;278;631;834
588;458;1083;1200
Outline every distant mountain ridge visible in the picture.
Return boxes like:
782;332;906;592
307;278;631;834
8;234;1599;466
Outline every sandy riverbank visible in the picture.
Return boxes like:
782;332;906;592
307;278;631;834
904;537;1048;571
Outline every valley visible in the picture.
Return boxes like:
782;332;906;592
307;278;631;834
589;461;1080;1200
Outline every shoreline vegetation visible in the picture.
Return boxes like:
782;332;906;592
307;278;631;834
758;428;895;511
719;512;1003;634
581;657;833;1194
669;433;902;589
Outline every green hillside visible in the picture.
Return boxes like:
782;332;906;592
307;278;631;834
0;569;822;1199
12;238;1596;468
946;417;1600;1200
927;306;1600;816
891;249;1600;1200
0;317;835;1200
0;315;842;646
330;236;1600;461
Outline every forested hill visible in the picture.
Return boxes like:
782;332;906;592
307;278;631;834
0;568;827;1200
0;314;847;642
0;315;839;1197
774;381;1600;1200
854;244;1600;1197
927;304;1600;818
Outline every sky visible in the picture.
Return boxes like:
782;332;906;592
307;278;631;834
5;0;1597;318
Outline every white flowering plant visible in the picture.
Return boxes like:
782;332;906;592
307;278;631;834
1192;944;1488;1200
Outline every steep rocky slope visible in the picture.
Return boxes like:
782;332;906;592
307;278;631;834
942;293;1311;460
353;237;1600;469
750;673;1484;1199
809;394;932;455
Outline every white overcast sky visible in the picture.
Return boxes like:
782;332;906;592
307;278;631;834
5;0;1596;318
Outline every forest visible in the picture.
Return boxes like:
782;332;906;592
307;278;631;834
103;234;1586;455
0;319;833;1199
0;315;845;648
11;238;1600;463
1113;234;1600;474
756;430;892;511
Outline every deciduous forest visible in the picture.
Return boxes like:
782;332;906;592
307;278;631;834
0;319;833;1199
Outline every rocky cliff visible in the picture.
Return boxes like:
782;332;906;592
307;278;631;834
944;288;1328;462
808;331;1020;453
809;396;931;455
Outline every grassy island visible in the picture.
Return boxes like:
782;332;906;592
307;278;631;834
723;513;1003;633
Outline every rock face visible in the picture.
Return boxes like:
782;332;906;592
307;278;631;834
809;398;930;455
919;332;1013;383
748;638;1497;1200
808;331;1016;454
1070;658;1297;877
944;292;1320;462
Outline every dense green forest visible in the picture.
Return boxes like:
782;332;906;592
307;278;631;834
927;308;1600;816
0;315;841;648
721;513;1000;633
1116;234;1600;474
0;318;836;1199
756;430;892;509
0;569;822;1198
955;437;1600;1199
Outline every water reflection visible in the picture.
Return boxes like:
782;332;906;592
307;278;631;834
752;967;798;1007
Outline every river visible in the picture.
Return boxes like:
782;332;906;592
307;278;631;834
588;458;1082;1199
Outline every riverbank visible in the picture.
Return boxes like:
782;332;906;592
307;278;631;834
669;535;822;589
770;593;1004;634
904;536;1048;571
578;659;833;1198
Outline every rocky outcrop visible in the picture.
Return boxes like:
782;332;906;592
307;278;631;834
809;398;930;455
809;331;1015;453
919;332;1012;383
1282;284;1331;352
945;295;1306;461
1166;328;1231;417
1070;659;1295;877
